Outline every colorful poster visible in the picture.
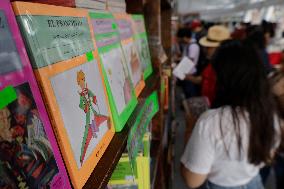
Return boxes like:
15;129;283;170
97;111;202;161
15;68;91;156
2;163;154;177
114;13;145;97
131;15;153;80
12;2;95;68
0;0;71;188
34;52;114;189
89;12;137;132
0;84;59;188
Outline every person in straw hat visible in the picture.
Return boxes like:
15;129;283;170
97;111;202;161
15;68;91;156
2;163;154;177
185;25;230;104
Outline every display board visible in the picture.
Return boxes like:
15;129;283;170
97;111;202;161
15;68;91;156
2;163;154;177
114;13;145;97
0;1;71;188
12;2;115;188
89;11;137;132
131;15;153;80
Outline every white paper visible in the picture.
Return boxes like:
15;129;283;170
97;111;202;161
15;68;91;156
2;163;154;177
173;57;196;80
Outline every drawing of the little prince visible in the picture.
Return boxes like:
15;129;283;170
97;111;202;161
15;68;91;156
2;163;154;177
77;70;109;164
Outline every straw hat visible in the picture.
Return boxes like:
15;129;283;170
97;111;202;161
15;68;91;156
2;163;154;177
199;25;230;47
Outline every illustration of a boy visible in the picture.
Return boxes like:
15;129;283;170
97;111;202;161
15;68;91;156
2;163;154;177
77;70;109;164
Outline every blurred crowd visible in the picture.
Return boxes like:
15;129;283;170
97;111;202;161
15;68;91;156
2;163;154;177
173;19;284;189
173;19;284;103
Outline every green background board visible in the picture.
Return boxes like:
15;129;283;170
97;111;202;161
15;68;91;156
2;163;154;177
16;15;94;68
131;15;153;80
0;86;17;109
127;91;159;167
90;12;137;132
98;43;138;132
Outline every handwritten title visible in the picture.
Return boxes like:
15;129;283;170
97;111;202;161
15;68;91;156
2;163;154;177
47;19;83;28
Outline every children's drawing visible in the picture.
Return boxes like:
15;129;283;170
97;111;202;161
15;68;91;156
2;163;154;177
101;47;132;114
50;60;110;168
0;83;58;188
123;42;142;87
77;70;110;164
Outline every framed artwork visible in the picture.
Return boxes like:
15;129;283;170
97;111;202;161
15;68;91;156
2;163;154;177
34;52;114;189
12;2;114;188
0;0;71;188
89;12;137;132
114;13;145;97
131;15;153;80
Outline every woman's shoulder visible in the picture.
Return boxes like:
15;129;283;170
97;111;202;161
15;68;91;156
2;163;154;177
198;106;231;123
194;106;232;134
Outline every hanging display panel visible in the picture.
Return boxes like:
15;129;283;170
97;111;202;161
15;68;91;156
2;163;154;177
89;11;137;132
131;15;153;80
0;1;71;188
114;13;145;97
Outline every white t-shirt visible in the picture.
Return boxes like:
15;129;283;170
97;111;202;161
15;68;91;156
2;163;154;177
181;106;281;187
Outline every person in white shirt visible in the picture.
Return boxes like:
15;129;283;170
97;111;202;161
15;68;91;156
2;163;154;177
179;28;201;98
181;39;282;189
182;28;200;69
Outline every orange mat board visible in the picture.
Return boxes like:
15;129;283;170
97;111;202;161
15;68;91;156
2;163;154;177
34;52;114;189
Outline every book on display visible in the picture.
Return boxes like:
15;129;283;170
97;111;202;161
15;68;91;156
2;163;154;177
12;2;115;188
89;11;137;132
114;13;145;97
0;0;71;188
131;15;153;80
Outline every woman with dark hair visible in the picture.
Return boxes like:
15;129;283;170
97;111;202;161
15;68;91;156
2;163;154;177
181;40;282;189
246;26;273;74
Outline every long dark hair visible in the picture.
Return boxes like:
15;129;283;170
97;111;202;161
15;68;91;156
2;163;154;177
212;39;279;165
246;26;266;49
